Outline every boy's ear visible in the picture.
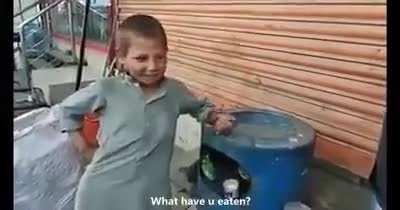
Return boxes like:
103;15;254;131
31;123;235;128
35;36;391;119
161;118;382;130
116;58;125;72
116;47;125;61
117;56;125;64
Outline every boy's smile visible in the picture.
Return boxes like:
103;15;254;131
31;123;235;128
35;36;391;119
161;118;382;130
119;34;168;88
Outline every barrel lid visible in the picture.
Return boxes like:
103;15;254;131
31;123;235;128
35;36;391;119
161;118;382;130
209;110;314;149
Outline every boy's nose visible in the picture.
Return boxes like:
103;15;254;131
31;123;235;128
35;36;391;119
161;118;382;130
147;59;158;71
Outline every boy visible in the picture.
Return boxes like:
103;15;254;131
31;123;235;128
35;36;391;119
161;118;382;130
58;14;235;210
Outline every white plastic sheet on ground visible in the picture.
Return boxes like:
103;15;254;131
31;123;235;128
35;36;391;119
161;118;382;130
14;107;84;210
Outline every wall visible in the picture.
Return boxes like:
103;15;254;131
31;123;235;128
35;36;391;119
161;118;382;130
117;0;387;178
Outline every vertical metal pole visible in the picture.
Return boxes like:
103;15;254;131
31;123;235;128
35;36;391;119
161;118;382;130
19;27;33;95
67;0;78;62
45;4;53;48
75;0;91;91
18;0;24;21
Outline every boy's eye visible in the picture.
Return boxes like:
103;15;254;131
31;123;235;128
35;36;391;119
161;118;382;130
134;56;147;62
156;55;165;60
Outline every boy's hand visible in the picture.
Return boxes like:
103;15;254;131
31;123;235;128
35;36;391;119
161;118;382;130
69;131;97;163
212;113;236;135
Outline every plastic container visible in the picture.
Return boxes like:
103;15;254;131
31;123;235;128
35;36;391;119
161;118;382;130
193;109;315;210
80;114;99;147
223;179;239;198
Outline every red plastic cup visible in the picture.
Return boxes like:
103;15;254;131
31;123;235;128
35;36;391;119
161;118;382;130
80;113;100;147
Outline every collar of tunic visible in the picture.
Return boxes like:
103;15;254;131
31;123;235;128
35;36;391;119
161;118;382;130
120;73;168;105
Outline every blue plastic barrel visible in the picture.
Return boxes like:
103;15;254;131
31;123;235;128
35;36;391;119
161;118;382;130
192;109;315;210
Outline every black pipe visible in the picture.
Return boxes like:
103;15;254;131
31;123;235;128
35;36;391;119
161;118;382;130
75;0;91;91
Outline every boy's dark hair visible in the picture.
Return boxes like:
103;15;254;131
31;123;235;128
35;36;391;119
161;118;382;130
118;14;168;56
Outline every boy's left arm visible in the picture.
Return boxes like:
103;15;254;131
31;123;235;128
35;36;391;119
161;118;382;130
177;81;235;135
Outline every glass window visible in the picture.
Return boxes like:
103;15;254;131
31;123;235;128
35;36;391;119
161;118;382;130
50;0;110;43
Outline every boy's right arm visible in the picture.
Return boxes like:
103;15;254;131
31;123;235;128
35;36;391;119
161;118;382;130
58;81;106;133
58;81;106;161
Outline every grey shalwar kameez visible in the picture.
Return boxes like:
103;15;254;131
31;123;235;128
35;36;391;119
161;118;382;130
58;76;213;210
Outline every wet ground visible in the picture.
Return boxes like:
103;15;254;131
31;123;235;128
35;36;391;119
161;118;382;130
305;160;380;210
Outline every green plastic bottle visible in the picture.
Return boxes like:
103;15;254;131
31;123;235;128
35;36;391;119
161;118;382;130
201;154;216;181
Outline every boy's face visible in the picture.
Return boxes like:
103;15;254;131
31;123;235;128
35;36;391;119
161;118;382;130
119;34;167;87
